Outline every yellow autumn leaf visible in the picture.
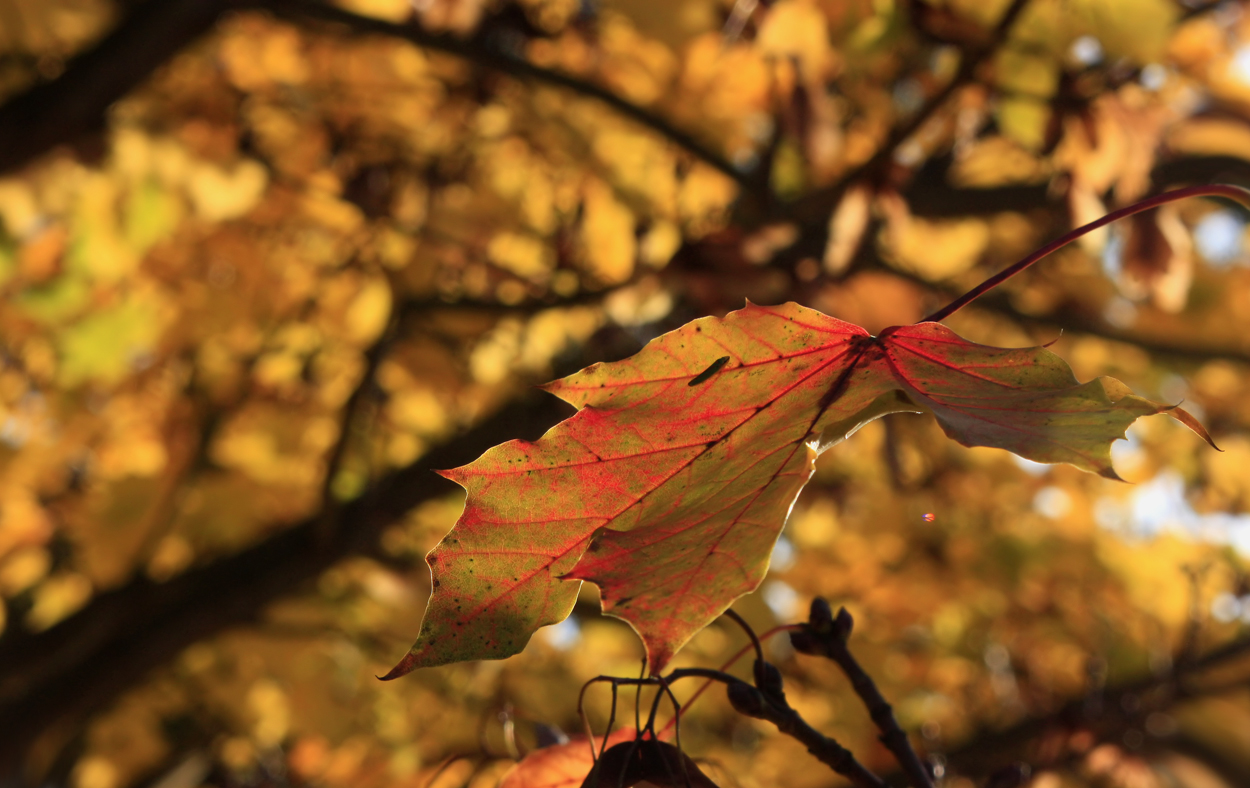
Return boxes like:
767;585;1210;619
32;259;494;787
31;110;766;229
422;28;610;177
186;159;268;222
757;0;836;80
344;277;393;344
879;192;990;279
581;179;636;284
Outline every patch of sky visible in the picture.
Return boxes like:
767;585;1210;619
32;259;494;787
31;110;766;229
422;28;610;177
1095;470;1250;556
1158;374;1188;404
1230;44;1250;86
1211;592;1250;623
1103;296;1137;330
543;615;581;650
1193;210;1245;266
1013;455;1050;476
1069;36;1104;67
1140;64;1168;91
1033;486;1073;519
732;149;758;172
1111;427;1144;469
770;535;795;573
893;78;925;116
1101;232;1123;278
762;579;799;619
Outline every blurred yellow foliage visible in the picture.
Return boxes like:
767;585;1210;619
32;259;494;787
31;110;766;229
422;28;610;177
0;0;1247;786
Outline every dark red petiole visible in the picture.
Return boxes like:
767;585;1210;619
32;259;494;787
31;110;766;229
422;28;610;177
923;183;1250;324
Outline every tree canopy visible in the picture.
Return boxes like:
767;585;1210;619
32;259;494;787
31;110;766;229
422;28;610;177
3;0;1250;786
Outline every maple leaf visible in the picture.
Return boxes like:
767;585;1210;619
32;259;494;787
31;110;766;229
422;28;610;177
383;301;1214;678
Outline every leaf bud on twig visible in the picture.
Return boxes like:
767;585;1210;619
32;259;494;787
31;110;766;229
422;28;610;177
809;597;835;631
753;659;784;698
789;630;817;654
834;607;855;642
726;681;768;718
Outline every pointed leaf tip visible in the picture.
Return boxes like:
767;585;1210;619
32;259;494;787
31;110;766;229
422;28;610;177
378;651;419;681
1168;404;1221;451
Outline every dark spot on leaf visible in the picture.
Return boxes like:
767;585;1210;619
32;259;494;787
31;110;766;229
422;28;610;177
689;356;731;386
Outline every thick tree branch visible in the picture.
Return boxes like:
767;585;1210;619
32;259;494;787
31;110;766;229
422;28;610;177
0;0;230;175
259;0;748;187
942;632;1250;778
0;387;572;777
0;0;749;191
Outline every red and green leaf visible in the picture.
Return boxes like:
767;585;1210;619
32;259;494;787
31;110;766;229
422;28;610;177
383;301;1213;678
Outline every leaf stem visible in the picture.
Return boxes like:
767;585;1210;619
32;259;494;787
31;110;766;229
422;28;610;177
923;184;1250;324
722;609;765;664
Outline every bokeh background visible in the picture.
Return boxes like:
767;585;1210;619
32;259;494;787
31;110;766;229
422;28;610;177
2;0;1250;785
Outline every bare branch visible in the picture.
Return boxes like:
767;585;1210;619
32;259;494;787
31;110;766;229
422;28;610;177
783;0;1032;233
0;0;749;191
943;632;1250;778
791;599;935;788
0;387;573;776
251;0;753;189
0;0;229;175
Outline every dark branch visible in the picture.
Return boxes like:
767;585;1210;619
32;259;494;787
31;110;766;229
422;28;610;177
722;669;889;788
721;609;764;665
782;0;1032;232
314;305;399;543
925;184;1250;322
0;0;229;175
791;599;935;788
943;632;1250;778
258;0;748;188
0;387;572;776
0;0;750;190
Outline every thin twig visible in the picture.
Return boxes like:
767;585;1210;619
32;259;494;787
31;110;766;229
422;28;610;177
1177;563;1210;669
577;676;622;760
785;0;1032;231
315;305;400;544
722;609;764;664
923;184;1250;323
726;678;889;788
657;624;801;738
790;599;935;788
672;671;887;788
635;657;646;737
579;666;886;787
